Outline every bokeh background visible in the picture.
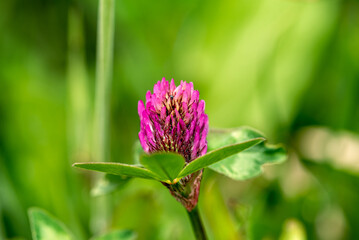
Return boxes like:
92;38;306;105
1;0;359;239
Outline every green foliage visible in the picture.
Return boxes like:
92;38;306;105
73;162;160;180
91;229;137;240
140;152;185;182
28;208;74;240
74;134;268;183
207;127;287;180
177;137;265;179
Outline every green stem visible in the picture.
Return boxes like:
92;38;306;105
91;0;115;233
187;206;207;240
93;0;115;163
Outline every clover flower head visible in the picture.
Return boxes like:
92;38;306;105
138;78;208;162
138;78;208;211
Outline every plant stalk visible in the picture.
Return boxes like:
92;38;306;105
187;206;207;240
93;0;115;163
91;0;115;233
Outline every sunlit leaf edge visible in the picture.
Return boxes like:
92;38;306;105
72;162;161;181
28;207;74;240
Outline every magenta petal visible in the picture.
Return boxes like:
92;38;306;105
160;106;166;120
165;115;171;128
198;100;205;116
174;88;183;101
153;81;161;95
191;102;198;113
154;121;164;136
202;115;209;133
185;83;191;99
139;132;149;153
182;91;188;103
182;102;188;113
138;100;145;118
177;121;181;136
191;90;199;103
162;78;169;92
170;114;175;128
174;109;181;120
184;113;191;123
145;91;152;104
189;120;196;136
200;145;207;156
179;118;186;131
170;78;176;92
189;82;194;92
185;129;191;142
199;134;207;150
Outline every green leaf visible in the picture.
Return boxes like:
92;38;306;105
91;174;131;196
140;152;185;183
28;208;74;240
91;229;137;240
73;162;160;180
207;127;287;180
177;137;264;179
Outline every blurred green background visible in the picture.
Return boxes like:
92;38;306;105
0;0;358;239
